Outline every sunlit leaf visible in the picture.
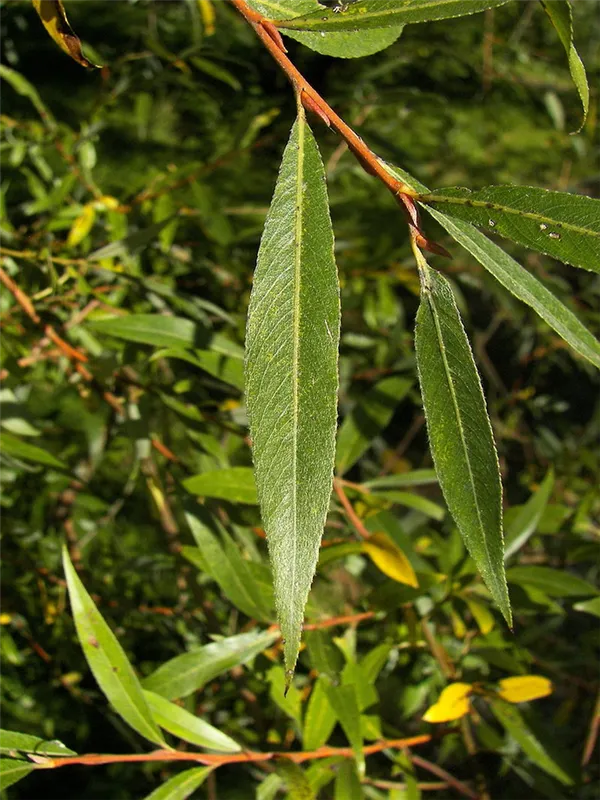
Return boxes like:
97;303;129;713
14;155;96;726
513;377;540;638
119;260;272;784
334;760;363;799
462;596;495;635
88;314;206;350
0;730;75;757
422;682;472;723
62;547;166;746
303;676;337;751
245;111;340;681
415;263;511;624
0;758;33;792
362;532;418;588
183;467;258;505
32;0;100;68
497;676;553;704
67;203;95;248
325;683;364;776
506;565;597;598
142;766;215;800
573;596;600;618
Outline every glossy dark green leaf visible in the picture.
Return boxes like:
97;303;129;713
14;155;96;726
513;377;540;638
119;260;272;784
504;470;554;560
142;767;215;800
88;314;206;350
0;758;33;791
0;432;67;470
420;186;600;272
0;730;75;757
506;565;597;597
336;376;412;475
245;112;340;680
143;690;241;752
325;683;364;777
541;0;589;131
62;547;166;746
184;508;272;620
415;264;511;624
426;208;600;369
142;629;278;700
489;700;574;785
303;676;337;751
276;0;509;31
249;0;403;58
183;467;258;505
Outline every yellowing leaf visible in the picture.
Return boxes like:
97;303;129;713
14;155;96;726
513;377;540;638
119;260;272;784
463;596;495;635
423;683;472;723
362;532;418;588
497;675;553;704
198;0;216;36
449;607;466;639
32;0;100;69
67;204;95;247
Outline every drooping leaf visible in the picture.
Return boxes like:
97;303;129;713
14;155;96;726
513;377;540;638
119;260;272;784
155;349;244;391
249;0;403;58
504;469;555;560
334;760;363;800
324;683;364;777
0;758;33;792
67;203;95;247
497;676;553;704
62;547;166;746
367;490;445;520
573;596;600;618
362;532;418;588
143;690;241;752
245;112;340;680
32;0;100;68
414;263;511;624
489;699;574;784
362;469;438;490
0;730;75;757
462;596;495;635
142;629;278;700
336;376;412;475
420;186;600;272
506;565;597;598
88;314;207;350
425;208;600;370
183;467;258;505
268;665;303;723
303;677;337;751
422;682;472;723
0;64;55;128
274;758;315;800
141;766;215;800
541;0;589;132
0;432;67;470
275;0;509;31
305;630;344;679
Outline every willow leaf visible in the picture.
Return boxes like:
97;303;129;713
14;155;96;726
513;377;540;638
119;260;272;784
245;112;340;681
32;0;99;68
415;264;511;624
276;0;509;32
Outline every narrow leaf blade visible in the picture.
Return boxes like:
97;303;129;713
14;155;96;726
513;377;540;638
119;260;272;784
183;467;258;505
142;766;215;800
32;0;99;68
504;469;555;559
325;683;364;777
245;113;340;679
414;265;511;624
62;547;166;745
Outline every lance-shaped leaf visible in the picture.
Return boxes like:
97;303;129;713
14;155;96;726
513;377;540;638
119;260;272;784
0;759;34;792
62;547;166;746
245;112;340;680
275;0;509;31
504;469;555;560
541;0;589;132
32;0;100;68
418;186;600;272
425;208;600;370
142;766;215;800
414;264;511;624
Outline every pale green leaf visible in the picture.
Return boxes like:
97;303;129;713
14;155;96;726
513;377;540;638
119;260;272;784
142;766;215;800
334;760;363;800
88;314;207;350
62;547;166;746
303;676;337;751
362;469;437;490
573;596;600;618
325;683;364;776
506;565;597;597
0;730;75;757
249;0;403;58
425;208;600;370
489;699;574;784
0;758;33;791
420;186;600;272
245;112;340;679
142;629;278;700
504;469;554;560
541;0;589;132
336;376;412;475
143;690;241;752
183;467;258;504
276;0;509;31
414;264;511;624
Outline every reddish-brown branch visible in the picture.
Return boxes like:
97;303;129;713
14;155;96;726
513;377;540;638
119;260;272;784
35;734;432;771
333;478;371;540
411;754;479;800
303;611;375;631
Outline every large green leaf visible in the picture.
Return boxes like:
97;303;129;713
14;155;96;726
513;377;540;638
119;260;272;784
414;264;511;624
0;432;67;470
249;0;403;58
275;0;509;31
336;376;412;475
334;761;363;800
324;683;364;776
142;629;279;700
0;758;33;791
62;547;166;746
0;730;75;757
142;767;215;800
506;565;597;598
504;469;554;560
143;690;241;752
425;208;600;370
245;112;340;680
88;314;207;350
303;676;337;751
541;0;589;132
419;186;600;272
183;467;258;504
489;700;574;785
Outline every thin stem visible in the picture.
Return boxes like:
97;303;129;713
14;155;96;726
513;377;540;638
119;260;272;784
333;478;371;540
410;754;479;800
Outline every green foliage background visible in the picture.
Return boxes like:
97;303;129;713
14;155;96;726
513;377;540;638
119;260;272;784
1;1;599;798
